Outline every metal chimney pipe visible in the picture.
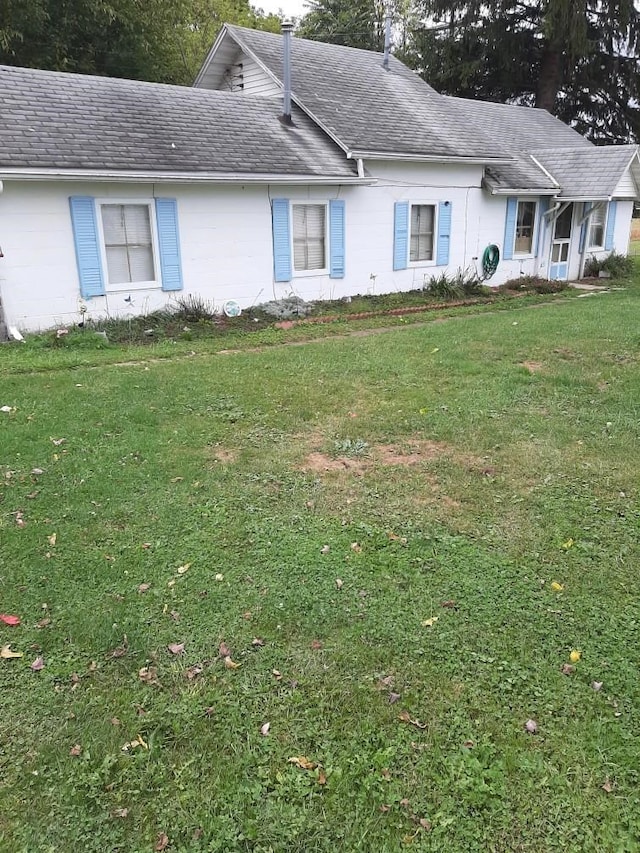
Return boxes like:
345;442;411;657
383;13;392;70
282;20;294;124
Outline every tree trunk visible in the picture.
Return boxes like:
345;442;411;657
536;44;563;113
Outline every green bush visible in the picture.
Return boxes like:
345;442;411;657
584;251;634;279
501;276;568;294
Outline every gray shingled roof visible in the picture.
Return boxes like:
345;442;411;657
221;26;512;161
531;145;639;199
444;97;593;193
0;64;358;179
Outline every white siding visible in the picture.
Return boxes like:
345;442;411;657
1;169;636;332
613;170;637;199
240;54;280;97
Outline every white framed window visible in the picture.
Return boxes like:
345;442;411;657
588;204;606;250
292;203;327;274
409;204;436;263
514;200;537;255
97;201;161;291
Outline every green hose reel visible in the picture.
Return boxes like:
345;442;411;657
481;244;500;280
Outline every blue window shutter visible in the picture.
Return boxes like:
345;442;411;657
579;202;592;253
503;197;517;261
329;199;345;279
155;198;183;292
393;202;409;270
436;201;452;266
535;197;550;257
604;201;617;251
69;196;105;298
272;198;292;282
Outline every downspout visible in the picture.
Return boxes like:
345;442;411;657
281;21;294;125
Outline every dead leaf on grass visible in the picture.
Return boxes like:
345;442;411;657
421;617;438;628
154;831;170;851
218;642;231;658
272;669;283;680
441;600;457;609
602;779;614;793
398;711;427;730
185;664;203;680
561;663;575;675
121;735;148;752
137;583;151;594
252;637;265;647
214;573;224;582
0;614;20;626
36;617;51;629
260;722;270;736
320;544;330;554
69;744;82;756
167;642;185;655
350;542;362;553
138;666;159;685
288;756;317;770
30;656;45;671
389;692;401;704
335;578;344;590
111;808;129;818
176;562;191;575
592;681;603;691
1;645;23;659
224;655;241;670
310;639;323;650
50;438;66;446
524;719;538;734
107;637;128;659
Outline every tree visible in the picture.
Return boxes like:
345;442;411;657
409;0;640;142
0;0;280;85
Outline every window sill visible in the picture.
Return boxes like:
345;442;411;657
106;282;161;293
292;268;329;278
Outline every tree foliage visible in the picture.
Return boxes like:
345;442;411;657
409;0;640;142
0;0;280;85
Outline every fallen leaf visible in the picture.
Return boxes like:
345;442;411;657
591;681;603;691
317;769;327;785
350;542;362;553
224;655;240;669
31;468;44;475
389;692;401;704
69;744;82;756
602;779;613;793
252;637;265;647
219;642;231;658
550;581;564;592
0;405;13;413
36;617;51;629
570;649;582;663
50;437;66;446
48;533;57;546
176;562;191;575
288;756;317;770
138;666;159;685
111;717;121;726
421;616;439;628
107;637;128;659
111;808;129;818
398;711;427;730
440;600;457;609
335;578;344;590
320;545;330;554
524;719;538;734
310;639;323;650
185;665;203;680
141;542;152;549
214;573;224;582
561;538;574;550
242;611;252;620
30;656;45;671
0;614;21;626
154;832;170;851
0;644;23;659
137;583;151;594
260;722;270;736
561;663;575;675
168;642;185;655
26;490;40;499
272;669;283;680
170;476;184;482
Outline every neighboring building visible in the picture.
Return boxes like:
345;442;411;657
0;24;638;333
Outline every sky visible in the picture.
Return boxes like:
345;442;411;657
255;0;311;20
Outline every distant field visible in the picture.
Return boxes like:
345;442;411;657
630;219;640;254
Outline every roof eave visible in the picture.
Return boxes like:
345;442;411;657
486;188;558;196
353;150;513;165
0;168;374;185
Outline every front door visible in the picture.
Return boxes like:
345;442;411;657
549;203;573;280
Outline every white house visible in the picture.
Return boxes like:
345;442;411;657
0;23;639;334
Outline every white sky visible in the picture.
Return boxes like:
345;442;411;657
253;0;311;20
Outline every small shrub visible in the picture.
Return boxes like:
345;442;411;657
258;296;313;319
502;275;568;294
424;268;483;299
174;293;217;323
584;251;633;279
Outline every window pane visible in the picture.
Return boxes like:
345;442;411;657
514;201;536;254
554;205;573;240
101;204;155;284
293;204;326;271
409;205;434;262
588;206;606;248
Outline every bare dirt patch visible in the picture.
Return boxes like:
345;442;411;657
521;361;544;373
210;446;237;464
300;439;466;473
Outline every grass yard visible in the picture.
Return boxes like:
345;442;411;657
1;278;640;851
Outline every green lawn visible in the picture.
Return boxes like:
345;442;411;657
1;278;640;851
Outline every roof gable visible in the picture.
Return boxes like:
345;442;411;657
531;145;640;200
